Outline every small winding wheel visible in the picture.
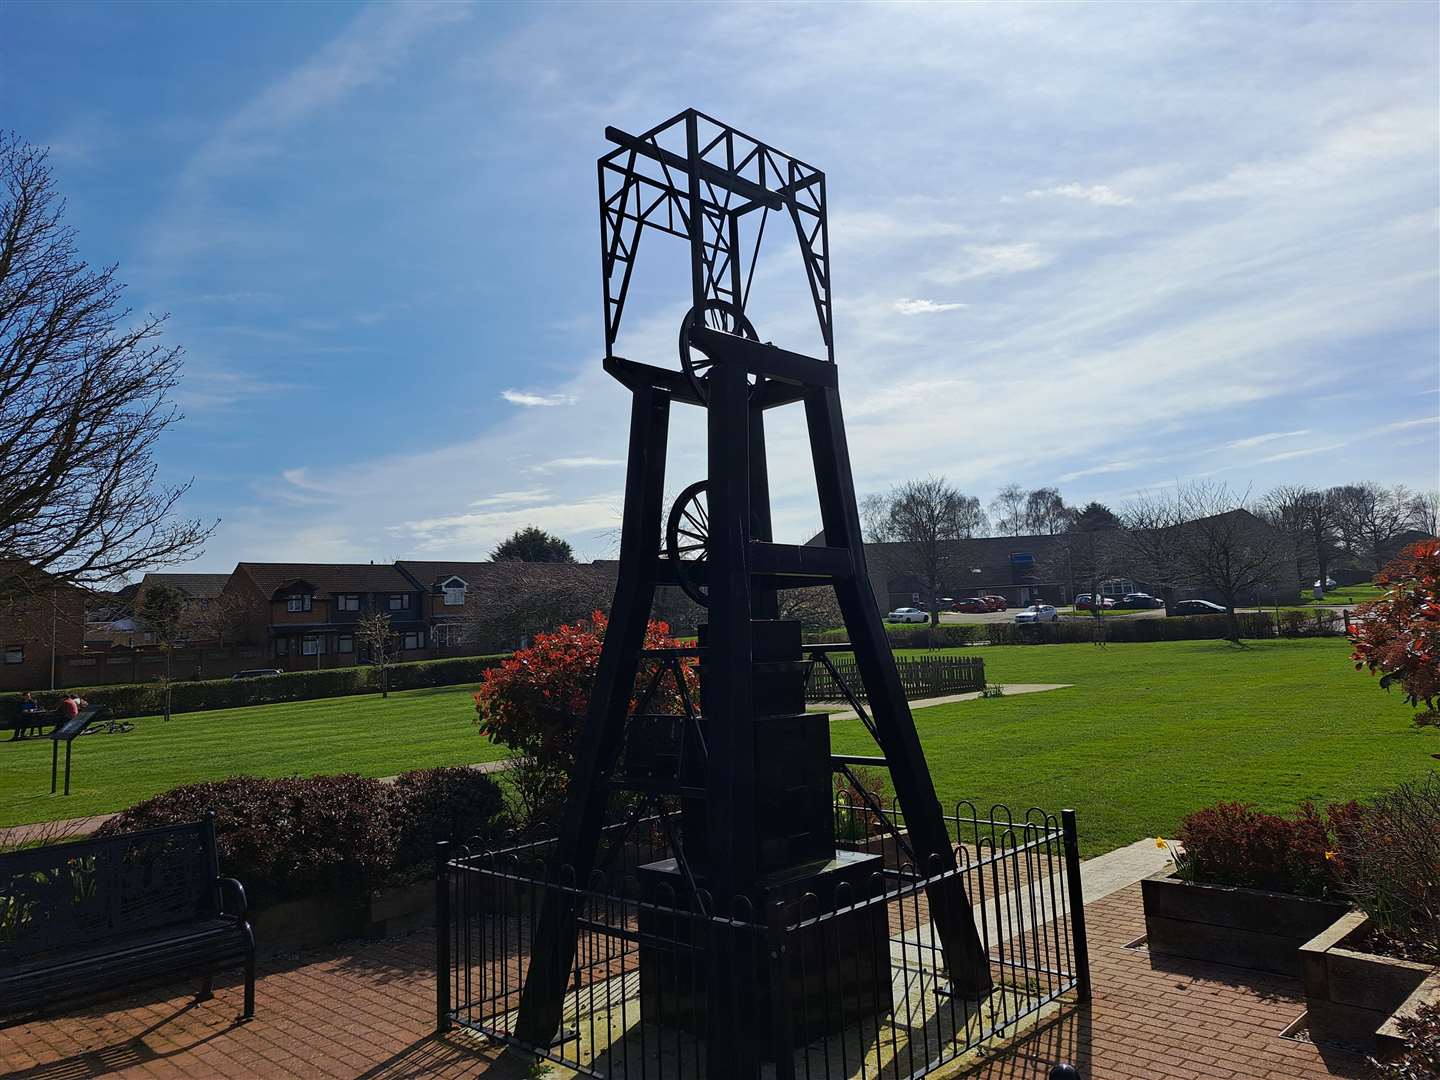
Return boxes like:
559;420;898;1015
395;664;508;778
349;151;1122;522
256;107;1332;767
677;300;759;403
665;481;710;606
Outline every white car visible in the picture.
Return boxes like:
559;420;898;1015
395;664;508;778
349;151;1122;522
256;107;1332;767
1014;604;1058;624
885;607;929;623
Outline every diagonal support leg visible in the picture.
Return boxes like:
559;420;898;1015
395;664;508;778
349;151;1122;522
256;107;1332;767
515;387;671;1046
806;384;994;998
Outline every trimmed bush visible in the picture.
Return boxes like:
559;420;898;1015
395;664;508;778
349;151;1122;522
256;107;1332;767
1174;800;1358;899
389;766;508;874
810;623;983;648
0;652;508;721
94;767;510;908
985;612;1274;645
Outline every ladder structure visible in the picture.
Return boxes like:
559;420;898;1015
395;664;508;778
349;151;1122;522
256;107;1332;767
515;109;994;1071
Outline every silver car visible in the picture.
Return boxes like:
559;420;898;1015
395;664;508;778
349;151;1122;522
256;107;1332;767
885;607;929;623
1014;604;1058;624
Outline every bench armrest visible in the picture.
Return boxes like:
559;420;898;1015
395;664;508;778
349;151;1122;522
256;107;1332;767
216;876;249;917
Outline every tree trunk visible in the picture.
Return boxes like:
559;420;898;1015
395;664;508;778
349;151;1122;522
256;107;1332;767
163;649;173;722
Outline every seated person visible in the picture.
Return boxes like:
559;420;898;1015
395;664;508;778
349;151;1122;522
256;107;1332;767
57;694;80;721
18;691;37;713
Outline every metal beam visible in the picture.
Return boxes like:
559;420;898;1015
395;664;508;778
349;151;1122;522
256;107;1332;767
605;126;783;211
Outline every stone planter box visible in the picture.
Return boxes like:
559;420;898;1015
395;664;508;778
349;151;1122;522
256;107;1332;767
838;829;913;871
249;879;435;958
1301;910;1435;1049
1141;871;1350;976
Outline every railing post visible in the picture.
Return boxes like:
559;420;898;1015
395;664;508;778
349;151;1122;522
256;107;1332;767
765;900;796;1080
436;840;452;1032
1060;809;1091;1002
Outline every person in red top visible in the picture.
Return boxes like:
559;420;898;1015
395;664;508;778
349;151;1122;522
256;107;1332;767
57;694;79;721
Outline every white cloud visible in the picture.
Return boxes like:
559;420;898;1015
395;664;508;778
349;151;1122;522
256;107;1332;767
1224;430;1310;450
1374;415;1439;434
1026;183;1134;207
1256;443;1348;464
501;389;578;407
894;298;968;316
541;456;624;468
1060;461;1137;482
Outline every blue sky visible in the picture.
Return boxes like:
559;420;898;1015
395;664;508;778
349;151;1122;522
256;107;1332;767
5;1;1437;571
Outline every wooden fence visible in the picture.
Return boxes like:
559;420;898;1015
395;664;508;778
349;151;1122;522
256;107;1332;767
804;653;985;703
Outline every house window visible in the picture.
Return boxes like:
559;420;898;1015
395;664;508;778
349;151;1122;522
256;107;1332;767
401;631;422;650
337;594;360;612
433;623;460;647
337;635;354;654
301;635;325;656
275;637;289;656
287;594;312;613
142;631;156;644
442;585;465;606
3;645;22;665
389;594;410;611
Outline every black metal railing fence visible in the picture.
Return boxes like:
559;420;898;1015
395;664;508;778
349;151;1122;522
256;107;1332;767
803;652;986;704
437;803;1087;1079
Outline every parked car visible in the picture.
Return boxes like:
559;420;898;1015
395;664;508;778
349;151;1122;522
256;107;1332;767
885;607;929;624
981;595;1008;611
1014;604;1058;624
1168;599;1227;617
231;668;283;680
951;597;989;613
1073;594;1116;610
1120;593;1165;609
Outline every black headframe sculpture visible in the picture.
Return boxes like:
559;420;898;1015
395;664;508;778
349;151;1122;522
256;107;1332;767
516;109;994;1071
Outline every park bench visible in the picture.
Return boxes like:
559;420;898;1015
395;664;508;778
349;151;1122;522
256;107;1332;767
0;816;255;1026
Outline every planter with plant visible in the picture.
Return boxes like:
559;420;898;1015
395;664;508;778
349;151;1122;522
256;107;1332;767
1302;775;1440;1049
1142;800;1357;975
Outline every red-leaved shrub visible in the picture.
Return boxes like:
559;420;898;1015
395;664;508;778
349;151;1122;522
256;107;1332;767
472;611;696;823
1351;539;1440;729
1175;800;1359;899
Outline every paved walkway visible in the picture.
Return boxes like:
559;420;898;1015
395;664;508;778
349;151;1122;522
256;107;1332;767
0;850;1371;1080
822;683;1072;722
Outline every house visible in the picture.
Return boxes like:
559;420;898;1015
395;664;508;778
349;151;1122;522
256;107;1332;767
0;562;90;692
130;573;234;645
223;563;427;669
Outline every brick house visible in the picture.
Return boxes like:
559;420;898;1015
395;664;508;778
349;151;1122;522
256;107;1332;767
0;562;89;692
222;563;429;670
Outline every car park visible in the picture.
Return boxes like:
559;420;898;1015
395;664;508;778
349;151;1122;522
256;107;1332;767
981;595;1008;611
885;607;929;623
1120;593;1164;609
1073;594;1116;610
951;597;989;613
1014;604;1058;623
1169;599;1227;616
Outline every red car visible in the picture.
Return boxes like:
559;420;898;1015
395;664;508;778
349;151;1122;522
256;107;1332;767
1073;594;1116;610
981;595;1008;611
951;596;989;613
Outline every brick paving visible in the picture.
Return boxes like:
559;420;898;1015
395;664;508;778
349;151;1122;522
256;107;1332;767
1;884;1372;1080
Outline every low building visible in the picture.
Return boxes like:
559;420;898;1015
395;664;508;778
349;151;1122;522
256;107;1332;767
0;563;90;691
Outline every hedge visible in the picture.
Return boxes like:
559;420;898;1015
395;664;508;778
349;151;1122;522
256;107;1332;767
981;612;1275;645
0;653;508;720
810;623;984;648
94;767;509;907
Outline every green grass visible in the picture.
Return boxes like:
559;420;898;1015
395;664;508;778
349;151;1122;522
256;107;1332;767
1289;583;1381;607
0;684;504;828
835;638;1434;856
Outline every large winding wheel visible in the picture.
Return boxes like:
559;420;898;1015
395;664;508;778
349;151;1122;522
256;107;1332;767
677;300;759;403
665;480;710;606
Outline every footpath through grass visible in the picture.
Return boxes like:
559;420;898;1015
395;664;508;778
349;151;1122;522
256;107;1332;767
835;638;1433;856
0;684;502;828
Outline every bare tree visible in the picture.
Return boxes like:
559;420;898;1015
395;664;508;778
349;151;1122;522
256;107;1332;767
1261;485;1322;592
1410;489;1440;537
137;584;185;721
777;585;845;637
1332;483;1419;573
463;562;616;652
869;476;985;641
0;133;210;605
1023;487;1071;535
356;609;394;698
1123;482;1293;639
988;484;1028;537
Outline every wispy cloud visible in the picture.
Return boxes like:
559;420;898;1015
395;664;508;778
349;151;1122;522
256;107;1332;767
541;456;624;468
1256;443;1347;464
1374;415;1439;434
894;298;968;316
501;389;578;407
1060;461;1137;482
1025;183;1134;207
1225;430;1310;450
931;242;1055;283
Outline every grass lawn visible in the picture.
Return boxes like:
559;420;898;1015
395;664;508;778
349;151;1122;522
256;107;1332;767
834;638;1435;856
1290;583;1381;607
0;684;504;828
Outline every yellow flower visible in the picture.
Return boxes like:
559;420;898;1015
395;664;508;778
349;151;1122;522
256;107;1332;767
1155;837;1168;849
1324;851;1336;861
